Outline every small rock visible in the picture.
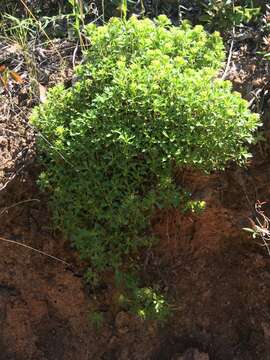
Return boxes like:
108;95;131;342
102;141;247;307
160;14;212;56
119;348;130;360
109;336;118;346
115;311;130;334
174;348;209;360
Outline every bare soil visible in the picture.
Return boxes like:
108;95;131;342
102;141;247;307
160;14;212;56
2;154;270;359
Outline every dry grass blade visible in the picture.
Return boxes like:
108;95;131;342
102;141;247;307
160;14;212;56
19;0;64;64
0;199;40;218
0;235;71;266
10;70;23;83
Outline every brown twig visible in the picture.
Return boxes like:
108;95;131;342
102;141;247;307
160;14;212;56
0;235;71;266
249;200;270;255
0;199;40;218
221;27;235;81
0;164;26;192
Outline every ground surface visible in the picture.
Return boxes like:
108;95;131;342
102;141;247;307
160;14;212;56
1;3;270;360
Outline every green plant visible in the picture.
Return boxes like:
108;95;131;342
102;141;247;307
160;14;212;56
200;0;261;30
183;199;206;214
100;0;137;19
115;270;169;322
68;0;86;49
132;287;169;321
31;15;259;275
0;0;20;19
258;33;270;60
1;14;40;97
88;311;104;330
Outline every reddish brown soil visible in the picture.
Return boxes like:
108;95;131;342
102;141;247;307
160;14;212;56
0;172;163;360
2;155;270;359
0;176;95;360
150;158;270;359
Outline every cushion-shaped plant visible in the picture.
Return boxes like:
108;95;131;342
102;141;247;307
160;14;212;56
31;15;259;272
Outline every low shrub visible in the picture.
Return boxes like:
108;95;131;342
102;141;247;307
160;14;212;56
199;0;261;31
31;15;259;273
115;270;170;322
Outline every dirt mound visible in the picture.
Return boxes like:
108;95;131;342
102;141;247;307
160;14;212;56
0;174;163;359
2;158;270;359
149;160;270;359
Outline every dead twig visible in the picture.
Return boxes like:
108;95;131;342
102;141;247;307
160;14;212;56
0;164;26;192
0;198;40;218
72;41;79;69
221;27;235;81
246;200;270;256
0;235;71;266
